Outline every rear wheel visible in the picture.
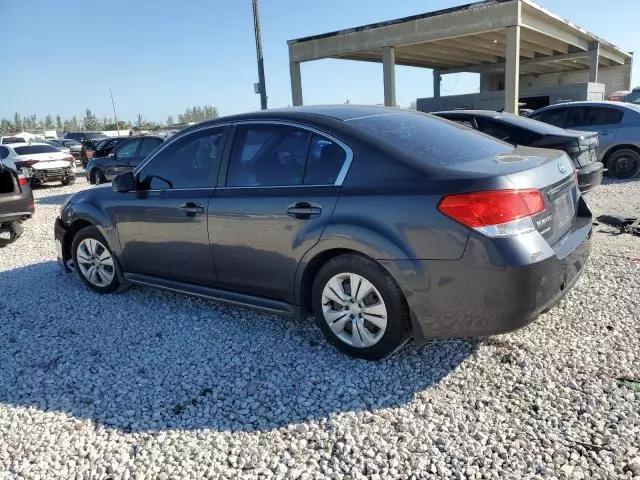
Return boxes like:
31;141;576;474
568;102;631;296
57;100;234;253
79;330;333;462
71;226;121;293
311;254;409;360
61;177;75;186
607;148;640;179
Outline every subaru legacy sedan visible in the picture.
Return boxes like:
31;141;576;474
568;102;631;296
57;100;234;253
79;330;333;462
54;106;592;360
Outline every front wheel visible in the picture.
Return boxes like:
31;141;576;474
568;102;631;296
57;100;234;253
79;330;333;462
91;169;106;185
61;177;75;186
311;254;410;360
71;226;121;293
607;149;640;179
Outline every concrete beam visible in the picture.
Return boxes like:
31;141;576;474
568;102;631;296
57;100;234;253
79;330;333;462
440;35;536;59
440;50;592;75
519;28;570;54
397;45;485;65
409;42;501;64
433;69;441;98
288;1;519;62
504;25;520;114
520;6;588;51
289;62;303;106
383;46;396;107
338;52;461;69
588;42;599;82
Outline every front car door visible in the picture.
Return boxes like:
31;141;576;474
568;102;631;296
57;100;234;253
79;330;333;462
116;126;228;286
107;139;141;179
208;121;350;302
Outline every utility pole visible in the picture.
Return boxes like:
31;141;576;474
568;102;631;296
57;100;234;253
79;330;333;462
110;88;121;133
252;0;268;110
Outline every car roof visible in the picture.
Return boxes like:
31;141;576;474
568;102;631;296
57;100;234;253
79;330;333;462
219;105;407;123
434;110;503;118
536;101;640;111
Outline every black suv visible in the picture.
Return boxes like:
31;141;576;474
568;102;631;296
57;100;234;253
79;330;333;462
0;165;34;247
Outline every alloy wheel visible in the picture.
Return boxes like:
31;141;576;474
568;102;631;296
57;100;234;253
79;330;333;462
321;272;387;348
76;238;115;287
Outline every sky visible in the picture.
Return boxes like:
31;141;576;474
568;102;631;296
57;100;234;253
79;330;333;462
0;0;637;124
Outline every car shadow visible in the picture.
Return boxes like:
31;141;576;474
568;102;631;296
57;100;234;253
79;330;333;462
0;261;475;434
601;174;640;185
35;193;73;206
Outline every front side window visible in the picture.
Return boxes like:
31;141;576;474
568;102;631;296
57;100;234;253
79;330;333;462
115;140;141;159
138;128;226;190
227;125;311;187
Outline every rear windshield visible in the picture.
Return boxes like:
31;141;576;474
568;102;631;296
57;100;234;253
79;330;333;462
348;112;511;166
62;139;81;146
2;137;26;144
495;113;572;135
14;145;60;155
84;132;106;140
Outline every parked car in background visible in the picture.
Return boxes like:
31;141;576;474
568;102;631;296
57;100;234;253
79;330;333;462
47;139;82;160
56;106;591;360
93;136;129;159
80;138;106;167
0;143;76;186
64;131;106;143
433;110;603;193
0;164;34;247
86;135;164;184
1;136;27;144
607;90;631;102
529;101;640;178
621;87;640;105
44;140;71;155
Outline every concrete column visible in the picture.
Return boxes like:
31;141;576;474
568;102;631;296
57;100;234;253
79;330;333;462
433;69;441;98
290;61;303;106
382;46;396;107
504;25;521;114
588;42;600;83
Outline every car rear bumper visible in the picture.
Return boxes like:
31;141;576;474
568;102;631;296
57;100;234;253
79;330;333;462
381;198;592;346
30;167;74;182
576;162;604;193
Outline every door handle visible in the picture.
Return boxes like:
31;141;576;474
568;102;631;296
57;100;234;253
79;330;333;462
179;202;205;215
287;202;322;219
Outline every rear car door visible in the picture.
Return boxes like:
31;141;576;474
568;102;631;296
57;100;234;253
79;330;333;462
107;139;141;179
565;106;622;158
209;122;349;302
116;126;228;286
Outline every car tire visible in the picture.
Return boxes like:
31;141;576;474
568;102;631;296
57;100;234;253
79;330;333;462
71;226;121;294
607;148;640;179
61;177;75;186
92;169;106;185
311;253;410;360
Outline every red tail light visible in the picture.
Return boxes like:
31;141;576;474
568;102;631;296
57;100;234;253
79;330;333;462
438;189;545;237
18;176;29;187
15;159;39;169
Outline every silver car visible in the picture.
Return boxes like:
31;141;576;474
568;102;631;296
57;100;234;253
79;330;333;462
529;101;640;178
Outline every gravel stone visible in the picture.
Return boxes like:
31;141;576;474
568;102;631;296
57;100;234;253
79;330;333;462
0;173;638;479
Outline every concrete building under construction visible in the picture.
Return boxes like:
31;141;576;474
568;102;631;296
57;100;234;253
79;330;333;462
287;0;633;113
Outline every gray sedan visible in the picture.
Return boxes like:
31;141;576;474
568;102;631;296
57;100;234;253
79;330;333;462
529;101;640;178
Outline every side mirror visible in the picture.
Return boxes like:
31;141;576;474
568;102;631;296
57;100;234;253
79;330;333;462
112;171;136;193
108;152;115;158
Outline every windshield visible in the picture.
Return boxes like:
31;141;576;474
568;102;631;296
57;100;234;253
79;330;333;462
61;139;81;147
14;145;61;155
85;132;106;140
348;111;511;166
623;91;640;104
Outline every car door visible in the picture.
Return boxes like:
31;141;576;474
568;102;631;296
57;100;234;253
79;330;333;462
107;139;141;179
116;126;228;286
565;106;622;158
208;122;349;302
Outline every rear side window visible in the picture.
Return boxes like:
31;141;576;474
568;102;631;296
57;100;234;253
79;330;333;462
349;112;511;166
0;146;8;159
584;107;623;126
530;108;567;127
14;145;60;155
115;140;141;159
139;138;163;158
475;118;540;145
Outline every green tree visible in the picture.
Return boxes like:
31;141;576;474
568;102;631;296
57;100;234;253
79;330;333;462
83;109;101;131
344;99;351;104
55;115;63;132
0;118;12;134
13;112;23;132
136;113;144;127
44;114;55;129
407;100;417;110
167;115;174;126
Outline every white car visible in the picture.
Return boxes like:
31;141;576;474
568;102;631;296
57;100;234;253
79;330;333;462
0;142;76;186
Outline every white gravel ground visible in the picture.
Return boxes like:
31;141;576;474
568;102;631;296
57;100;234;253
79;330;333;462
0;173;638;479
